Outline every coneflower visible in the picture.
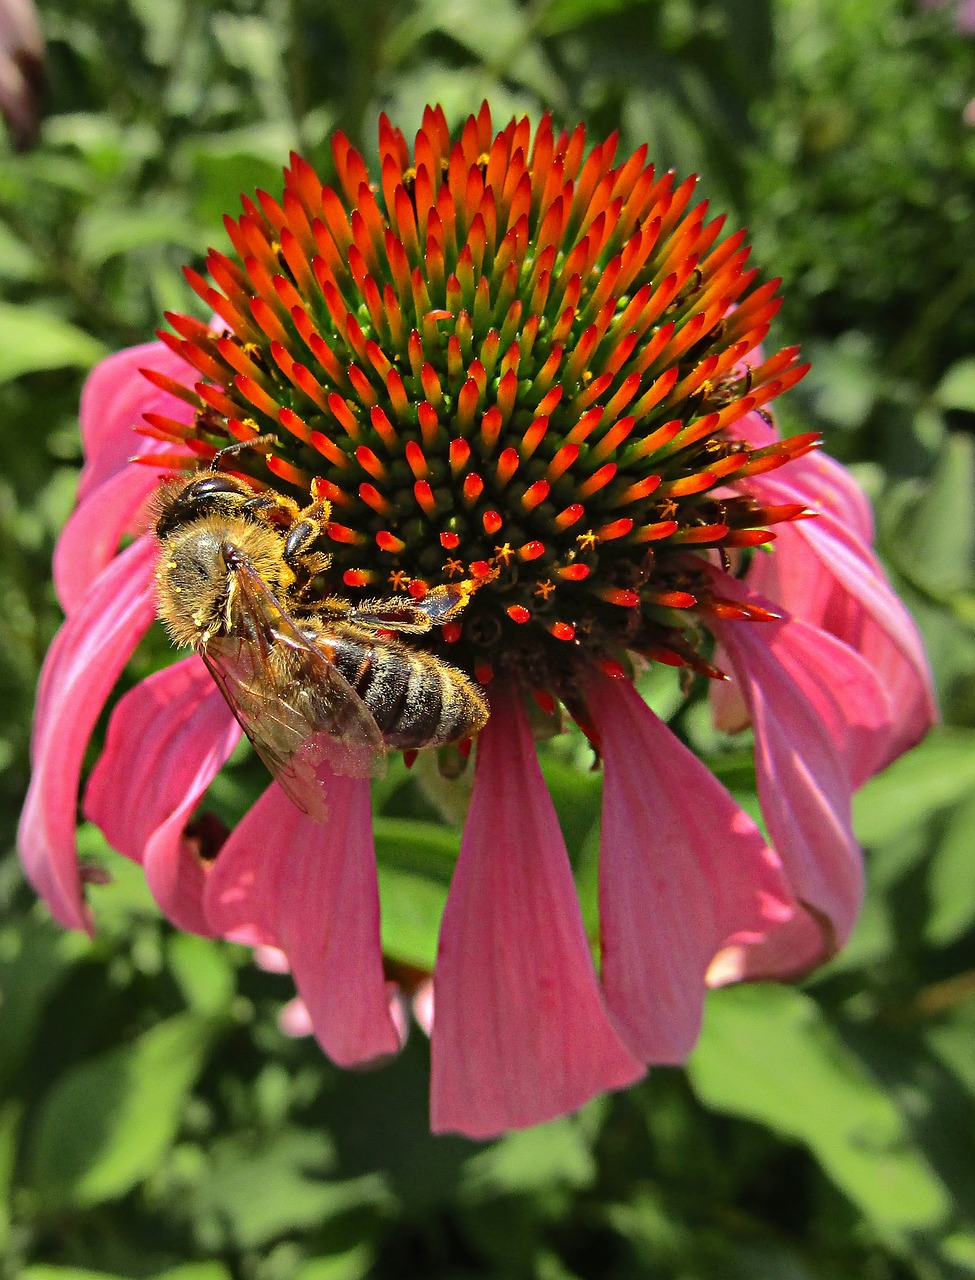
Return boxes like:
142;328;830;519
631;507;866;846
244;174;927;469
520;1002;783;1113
20;103;935;1137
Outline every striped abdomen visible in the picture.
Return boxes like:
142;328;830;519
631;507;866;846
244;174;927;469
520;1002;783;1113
327;630;488;749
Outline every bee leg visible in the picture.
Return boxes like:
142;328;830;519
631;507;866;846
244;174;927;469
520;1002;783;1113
345;597;434;635
282;503;333;591
241;493;302;528
282;506;325;561
412;580;479;625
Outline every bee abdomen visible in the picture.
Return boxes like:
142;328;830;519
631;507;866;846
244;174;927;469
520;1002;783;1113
330;635;485;750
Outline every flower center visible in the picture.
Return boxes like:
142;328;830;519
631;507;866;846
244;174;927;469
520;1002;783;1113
139;102;813;718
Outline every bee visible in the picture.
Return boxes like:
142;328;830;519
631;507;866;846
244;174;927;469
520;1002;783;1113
153;444;489;823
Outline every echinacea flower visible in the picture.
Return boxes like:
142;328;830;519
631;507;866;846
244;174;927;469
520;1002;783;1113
19;103;935;1138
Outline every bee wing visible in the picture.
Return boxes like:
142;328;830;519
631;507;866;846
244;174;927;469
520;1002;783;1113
202;562;386;823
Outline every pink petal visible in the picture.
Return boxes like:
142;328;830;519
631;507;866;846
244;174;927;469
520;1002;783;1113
707;909;828;986
54;466;165;616
84;658;240;935
586;670;792;1063
740;483;935;766
719;579;894;789
430;685;644;1139
756;449;875;544
279;997;315;1038
731;406;779;449
18;537;158;931
711;593;872;965
77;342;194;502
713;448;935;772
254;944;291;974
204;778;402;1068
412;979;435;1038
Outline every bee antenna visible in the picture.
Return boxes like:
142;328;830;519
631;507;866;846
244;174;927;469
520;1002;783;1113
210;434;279;472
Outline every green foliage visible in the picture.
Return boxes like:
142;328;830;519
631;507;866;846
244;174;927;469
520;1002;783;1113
1;0;974;1277
27;1015;220;1210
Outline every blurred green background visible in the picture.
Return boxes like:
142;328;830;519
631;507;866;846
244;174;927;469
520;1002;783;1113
2;0;975;1276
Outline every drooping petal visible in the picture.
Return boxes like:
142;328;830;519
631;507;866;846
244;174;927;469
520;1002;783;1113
77;342;194;502
739;478;935;767
84;658;240;935
710;590;877;968
706;906;828;986
17;537;157;931
54;466;165;615
430;685;644;1139
204;777;402;1068
586;670;792;1063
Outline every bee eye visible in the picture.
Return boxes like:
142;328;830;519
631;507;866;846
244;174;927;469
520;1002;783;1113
191;476;241;499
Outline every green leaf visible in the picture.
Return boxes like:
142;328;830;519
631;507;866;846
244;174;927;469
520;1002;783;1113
376;865;447;970
372;816;458;882
689;985;950;1229
853;729;975;845
80;825;163;936
0;222;42;281
799;333;880;430
295;1247;375;1280
188;1131;388;1249
27;1014;217;1210
0;1101;21;1254
372;818;454;965
540;757;601;859
539;0;646;35
18;1271;230;1280
924;789;975;946
152;1268;233;1280
461;1117;596;1197
20;1270;131;1280
167;934;237;1015
74;204;203;268
935;357;975;413
0;304;107;383
891;433;975;595
0;918;88;1093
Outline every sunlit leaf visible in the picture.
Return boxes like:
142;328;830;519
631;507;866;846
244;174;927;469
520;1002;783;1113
689;985;950;1229
853;729;975;845
185;1130;389;1249
0;305;107;383
935;358;975;414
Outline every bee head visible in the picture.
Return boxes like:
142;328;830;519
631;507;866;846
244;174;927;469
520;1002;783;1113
155;517;292;650
153;472;257;541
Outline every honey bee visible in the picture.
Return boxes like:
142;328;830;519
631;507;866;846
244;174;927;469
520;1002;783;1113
153;446;489;823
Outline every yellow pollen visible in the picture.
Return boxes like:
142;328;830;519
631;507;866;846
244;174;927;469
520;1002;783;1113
492;543;514;565
576;530;598;551
535;579;556;600
388;569;410;590
443;557;465;578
